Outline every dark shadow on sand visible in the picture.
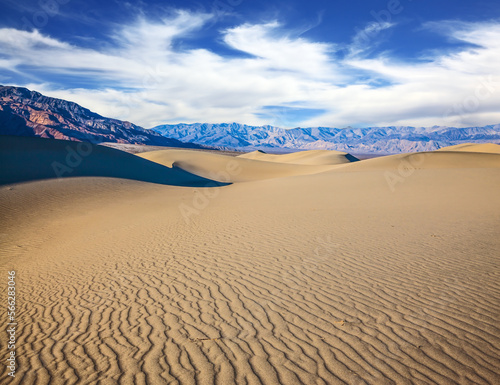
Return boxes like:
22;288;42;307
0;136;228;187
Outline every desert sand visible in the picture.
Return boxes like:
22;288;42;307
237;149;359;165
1;136;500;385
436;143;500;154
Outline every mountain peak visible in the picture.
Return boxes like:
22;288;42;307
0;85;200;148
153;122;500;154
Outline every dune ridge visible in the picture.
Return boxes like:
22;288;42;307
237;149;359;165
1;136;499;385
436;143;500;154
0;135;222;187
138;149;337;182
331;150;500;172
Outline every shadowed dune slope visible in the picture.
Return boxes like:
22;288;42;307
437;143;500;154
0;135;222;186
238;149;360;165
138;149;335;182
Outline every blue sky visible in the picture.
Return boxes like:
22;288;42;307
0;0;499;128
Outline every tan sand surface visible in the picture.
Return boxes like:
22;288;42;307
1;136;500;385
138;149;339;182
333;151;500;172
237;150;359;165
436;143;500;154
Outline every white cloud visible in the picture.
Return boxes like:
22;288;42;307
1;14;500;129
223;22;338;80
0;28;70;49
347;21;395;58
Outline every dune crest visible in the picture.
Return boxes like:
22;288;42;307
138;149;336;182
436;142;500;154
238;149;359;165
0;135;221;186
331;150;500;172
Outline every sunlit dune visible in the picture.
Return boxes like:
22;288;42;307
138;149;339;182
332;150;500;172
436;142;500;154
237;149;359;165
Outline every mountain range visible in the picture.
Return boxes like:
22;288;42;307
153;123;500;154
1;85;499;154
0;85;200;148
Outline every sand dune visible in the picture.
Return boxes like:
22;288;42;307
1;137;500;385
138;149;336;182
237;149;359;165
332;150;500;172
0;135;220;186
436;143;500;154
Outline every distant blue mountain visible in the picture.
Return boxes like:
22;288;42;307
153;122;500;154
153;123;500;154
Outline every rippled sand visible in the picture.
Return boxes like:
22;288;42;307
1;136;499;384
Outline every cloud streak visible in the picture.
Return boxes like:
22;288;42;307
0;12;499;128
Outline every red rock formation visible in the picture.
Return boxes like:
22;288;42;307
0;85;200;148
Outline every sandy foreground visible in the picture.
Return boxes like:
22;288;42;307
1;136;499;385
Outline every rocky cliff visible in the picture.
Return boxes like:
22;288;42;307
0;85;196;147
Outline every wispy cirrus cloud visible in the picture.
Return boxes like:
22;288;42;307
0;11;499;128
346;21;395;59
223;21;338;80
